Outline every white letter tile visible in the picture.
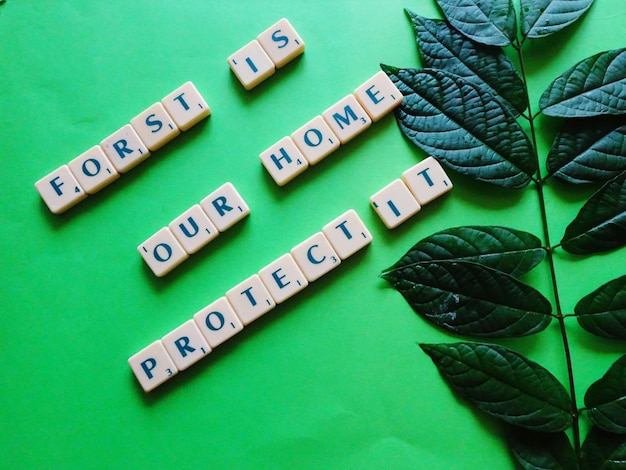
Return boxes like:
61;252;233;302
130;102;180;151
169;204;219;255
259;136;309;186
162;320;211;371
162;81;211;132
401;156;453;205
226;274;276;325
257;18;305;68
322;209;373;260
227;40;275;90
258;254;308;304
35;164;88;214
194;297;244;348
354;71;403;122
370;179;421;229
291;232;341;282
138;227;189;277
67;145;119;195
100;124;151;173
128;340;178;392
200;182;250;232
291;116;340;165
322;95;372;144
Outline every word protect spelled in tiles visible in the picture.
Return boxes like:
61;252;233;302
139;182;250;276
130;209;372;392
35;81;211;214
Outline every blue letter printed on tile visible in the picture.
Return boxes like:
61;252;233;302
321;95;372;144
35;164;88;214
259;136;309;186
193;297;244;348
200;182;250;232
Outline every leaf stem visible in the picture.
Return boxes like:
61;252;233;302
514;39;582;456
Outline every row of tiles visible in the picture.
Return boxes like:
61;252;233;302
35;81;211;214
129;209;373;392
259;71;403;186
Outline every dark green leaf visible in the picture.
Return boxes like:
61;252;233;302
576;274;626;339
540;48;626;118
547;116;626;184
435;0;516;47
508;428;577;470
381;260;552;337
561;171;626;254
520;0;595;40
585;354;626;434
580;427;626;469
420;342;573;431
382;66;536;188
407;11;527;114
383;225;546;278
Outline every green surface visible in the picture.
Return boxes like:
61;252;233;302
1;1;625;468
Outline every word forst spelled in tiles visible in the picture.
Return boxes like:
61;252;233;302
228;18;305;90
35;81;211;214
370;157;453;229
138;182;250;277
128;209;372;392
259;71;403;186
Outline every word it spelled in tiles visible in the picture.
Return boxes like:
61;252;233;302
228;18;305;90
259;71;403;186
370;157;453;229
35;81;210;214
129;209;371;392
138;182;250;277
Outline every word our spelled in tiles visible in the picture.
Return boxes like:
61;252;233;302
138;182;250;277
128;209;373;392
370;157;454;229
259;71;404;186
228;18;305;90
34;82;211;214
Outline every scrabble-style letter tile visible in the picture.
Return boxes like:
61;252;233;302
291;232;342;282
226;274;276;325
227;40;275;90
67;145;119;195
322;209;373;260
259;136;309;186
169;204;219;254
193;297;244;348
130;102;180;151
370;179;421;229
401;156;453;205
258;254;308;304
138;227;189;277
162;320;211;371
291;116;340;165
200;182;250;232
128;340;178;392
162;81;211;132
322;95;372;144
100;124;151;173
256;18;305;68
354;71;403;122
35;164;88;214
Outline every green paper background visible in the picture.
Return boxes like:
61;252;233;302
1;1;625;468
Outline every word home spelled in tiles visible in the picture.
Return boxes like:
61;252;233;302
35;81;210;214
129;209;372;392
138;182;250;277
228;18;305;90
260;71;403;186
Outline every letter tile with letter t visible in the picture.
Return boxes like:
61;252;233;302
161;81;211;132
402;156;453;205
322;209;373;260
128;340;178;392
225;274;276;325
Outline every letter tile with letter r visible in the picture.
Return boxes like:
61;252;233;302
128;340;178;392
161;81;211;132
193;297;244;348
67;145;119;194
200;182;250;232
402;156;453;205
354;71;403;122
258;253;309;304
137;227;189;277
290;232;341;282
321;95;372;144
34;164;88;214
100;124;151;173
227;40;275;90
168;204;219;254
322;209;373;260
130;102;180;151
226;274;276;325
259;136;309;186
256;18;305;68
162;320;211;371
370;179;421;229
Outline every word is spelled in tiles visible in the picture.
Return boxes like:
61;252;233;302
138;182;250;277
260;71;403;186
228;18;305;90
35;81;210;214
370;157;453;229
129;209;372;392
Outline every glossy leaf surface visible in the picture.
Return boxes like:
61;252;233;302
580;427;626;469
520;0;594;40
585;354;626;434
508;429;577;470
576;274;626;339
